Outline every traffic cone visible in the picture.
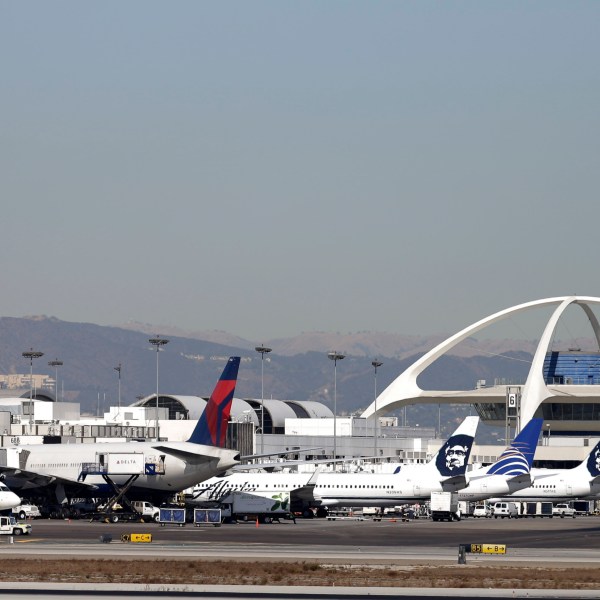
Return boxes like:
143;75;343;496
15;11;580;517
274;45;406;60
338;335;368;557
255;517;259;528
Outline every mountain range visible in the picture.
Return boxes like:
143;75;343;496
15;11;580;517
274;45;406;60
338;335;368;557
0;315;538;441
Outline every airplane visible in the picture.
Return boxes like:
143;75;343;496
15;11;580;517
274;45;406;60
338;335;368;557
454;417;543;501
0;481;21;510
312;416;479;507
311;418;543;507
0;356;242;506
494;438;600;502
186;415;480;516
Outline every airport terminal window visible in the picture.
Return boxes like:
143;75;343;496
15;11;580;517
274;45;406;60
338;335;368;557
541;402;600;421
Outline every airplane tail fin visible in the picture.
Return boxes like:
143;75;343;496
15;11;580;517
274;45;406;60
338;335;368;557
574;440;600;479
427;416;479;477
485;418;542;476
187;357;240;447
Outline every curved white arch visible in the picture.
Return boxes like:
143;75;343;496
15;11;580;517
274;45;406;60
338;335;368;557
362;296;600;426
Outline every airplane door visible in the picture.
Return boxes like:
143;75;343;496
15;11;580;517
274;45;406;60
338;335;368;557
413;481;421;497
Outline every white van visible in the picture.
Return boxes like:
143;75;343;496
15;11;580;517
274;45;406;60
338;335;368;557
492;501;518;519
473;504;492;518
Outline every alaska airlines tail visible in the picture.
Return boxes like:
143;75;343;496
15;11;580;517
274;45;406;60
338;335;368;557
485;418;542;476
572;439;600;480
430;415;479;477
187;357;241;447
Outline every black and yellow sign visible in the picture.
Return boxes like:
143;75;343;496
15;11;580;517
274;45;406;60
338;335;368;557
121;533;152;543
469;544;506;554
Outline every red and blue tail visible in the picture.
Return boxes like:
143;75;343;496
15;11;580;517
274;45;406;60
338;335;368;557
188;357;240;447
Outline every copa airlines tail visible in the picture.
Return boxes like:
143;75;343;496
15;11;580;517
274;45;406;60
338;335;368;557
484;418;543;476
188;357;240;447
457;418;543;501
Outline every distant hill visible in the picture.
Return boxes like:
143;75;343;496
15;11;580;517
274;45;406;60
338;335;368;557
0;316;535;439
119;320;542;359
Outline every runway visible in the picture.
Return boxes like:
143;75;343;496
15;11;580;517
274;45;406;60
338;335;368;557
1;516;600;599
1;515;600;565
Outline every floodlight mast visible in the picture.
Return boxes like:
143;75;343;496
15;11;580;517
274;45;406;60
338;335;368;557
48;359;63;402
327;351;345;462
149;336;169;441
255;345;272;454
23;349;44;433
371;359;383;457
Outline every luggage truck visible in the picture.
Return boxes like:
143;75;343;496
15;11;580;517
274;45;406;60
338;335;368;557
430;492;461;522
218;491;292;524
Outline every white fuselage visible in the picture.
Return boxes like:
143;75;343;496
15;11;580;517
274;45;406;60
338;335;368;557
187;472;315;504
455;470;532;501
0;482;21;509
3;441;239;499
187;464;536;509
498;468;600;501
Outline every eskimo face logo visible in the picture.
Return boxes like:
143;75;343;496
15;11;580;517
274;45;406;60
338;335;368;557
586;443;600;477
436;434;473;476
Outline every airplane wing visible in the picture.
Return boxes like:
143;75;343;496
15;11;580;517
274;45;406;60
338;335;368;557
0;466;99;492
239;447;324;461
232;457;348;472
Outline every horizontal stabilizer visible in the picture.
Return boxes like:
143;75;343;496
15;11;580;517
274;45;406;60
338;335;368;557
440;475;467;491
507;473;531;486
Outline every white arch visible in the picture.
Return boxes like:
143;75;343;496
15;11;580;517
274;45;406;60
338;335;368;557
362;296;600;427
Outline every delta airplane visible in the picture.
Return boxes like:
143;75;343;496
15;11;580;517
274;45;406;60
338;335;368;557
496;439;600;502
0;357;242;505
0;481;21;510
187;416;480;515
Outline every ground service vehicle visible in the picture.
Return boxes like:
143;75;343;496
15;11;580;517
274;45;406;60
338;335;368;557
431;492;460;522
517;501;553;517
131;501;160;522
219;491;291;524
553;503;576;518
473;503;492;518
0;515;31;536
159;506;186;526
193;508;222;527
458;501;473;517
572;500;594;515
11;504;41;519
492;501;518;518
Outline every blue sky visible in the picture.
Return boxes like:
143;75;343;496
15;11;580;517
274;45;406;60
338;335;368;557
2;2;599;340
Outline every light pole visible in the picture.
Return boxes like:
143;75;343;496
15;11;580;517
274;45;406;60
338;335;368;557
371;359;383;458
149;336;169;440
114;363;122;412
48;359;63;402
22;349;44;432
327;351;345;461
255;345;272;454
